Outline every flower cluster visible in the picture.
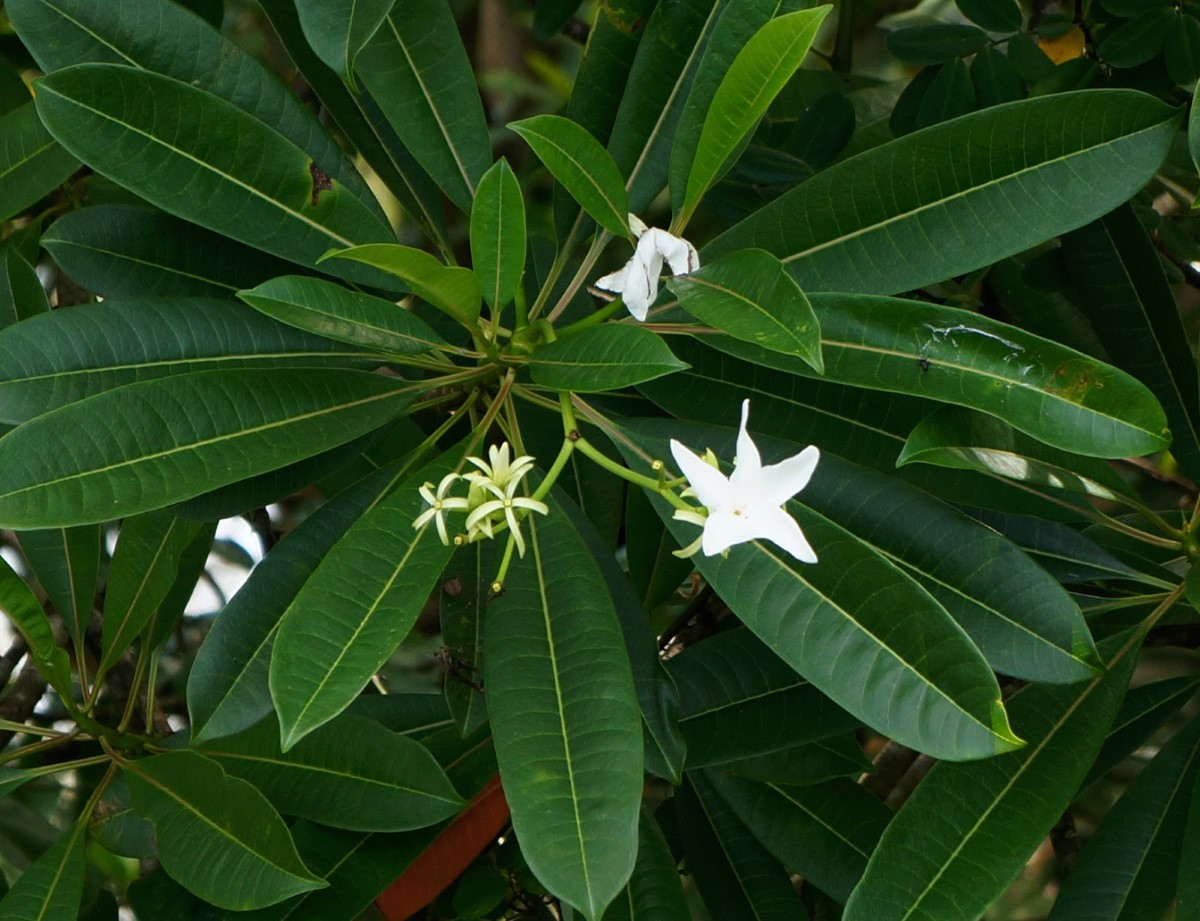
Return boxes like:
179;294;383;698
595;214;699;321
412;443;548;556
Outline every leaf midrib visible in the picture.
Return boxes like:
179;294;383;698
0;136;60;183
101;518;184;672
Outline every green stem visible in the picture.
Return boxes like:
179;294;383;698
491;535;518;592
0;730;81;766
528;212;585;322
513;284;530;332
556;298;627;338
574;437;692;513
833;0;855;73
0;719;62;738
532;439;576;503
116;643;152;734
546;231;612;325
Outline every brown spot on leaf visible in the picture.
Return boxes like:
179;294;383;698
309;161;333;206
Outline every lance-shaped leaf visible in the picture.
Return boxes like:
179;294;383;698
669;248;822;371
0;817;87;920
355;1;491;213
35;65;394;285
724;735;873;786
899;405;1141;507
0;552;72;698
296;0;396;86
681;7;831;220
485;491;643;921
239;276;448;356
711;773;891;903
0;367;413;529
124;750;325;910
529;324;687;393
43;205;301;299
100;511;207;674
0;247;48;331
509;115;630;238
0;101;79;223
470;158;526;313
323;243;482;326
441;543;490;738
1084;674;1200;787
618;421;1021;761
706;90;1180;295
714;291;1170;459
602;811;689;921
144;520;215;651
1181;770;1200;921
197;713;464;832
844;630;1144;921
19;525;99;649
188;460;411;743
1050;712;1200;919
270;448;463;749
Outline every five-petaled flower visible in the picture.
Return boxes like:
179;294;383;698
669;400;819;563
595;213;699;321
413;473;470;546
463;443;548;557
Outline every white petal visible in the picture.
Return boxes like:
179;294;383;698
621;249;661;321
752;505;818;564
628;213;649;238
730;399;762;482
670;439;732;511
595;261;631;294
700;509;761;556
757;445;820;508
652;229;699;276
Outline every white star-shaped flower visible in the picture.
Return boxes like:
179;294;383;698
669;400;819;563
462;442;548;557
413;473;470;546
594;213;699;321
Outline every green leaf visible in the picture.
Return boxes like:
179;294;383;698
668;249;822;371
955;0;1021;33
0;819;87;920
0;101;79;222
144;520;215;651
440;544;490;737
1060;205;1200;482
100;511;206;673
1181;769;1200;921
676;771;808;920
471;159;526;313
970;46;1026;109
724;735;873;786
1166;12;1200;84
238;276;448;356
510;115;630;238
0;368;413;528
0;248;49;331
295;0;396;86
711;773;891;903
269;447;463;749
42;205;299;299
887;24;990;65
124;750;325;911
843;630;1143;921
35;64;393;284
912;59;976;131
618;421;1021;761
18;525;99;649
1048;713;1200;920
0;552;72;698
529;324;687;393
707;90;1180;296
188;460;411;743
485;490;643;921
1099;9;1173;68
681;7;830;220
196;713;464;832
602;812;689;921
665;627;860;767
355;1;492;213
322;243;482;326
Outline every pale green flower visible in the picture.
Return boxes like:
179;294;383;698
413;473;470;546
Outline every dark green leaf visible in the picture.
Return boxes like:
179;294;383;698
1099;9;1173;68
601;812;689;921
887;24;989;65
970;46;1026;109
1166;13;1200;84
1181;768;1200;921
18;525;99;649
955;0;1021;33
441;544;489;737
1084;674;1200;788
913;58;976;130
0;248;48;331
323;243;482;326
0;819;87;920
529;324;687;393
723;735;873;786
0;101;79;222
0;552;72;698
144;520;215;650
470;158;526;313
296;0;396;85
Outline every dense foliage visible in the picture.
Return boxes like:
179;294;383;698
0;0;1199;918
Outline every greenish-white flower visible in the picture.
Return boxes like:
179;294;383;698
462;443;549;556
413;473;470;546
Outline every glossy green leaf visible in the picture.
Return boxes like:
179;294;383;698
529;324;687;393
470;158;526;313
19;525;99;648
912;59;976;132
1084;674;1200;788
355;1;491;213
35;65;393;284
197;713;464;832
188;460;411;743
619;421;1020;761
91;774;157;859
1048;713;1200;920
665;627;860;767
0;552;72;698
510;115;630;238
1060;205;1200;481
6;0;379;213
711;773;891;903
239;275;447;356
602;812;689;921
0;368;413;528
270;448;463;749
844;630;1143;921
625;486;695;611
0;818;87;920
0;248;48;331
485;491;643;921
124;750;325;910
887;24;989;65
323;243;482;326
1099;9;1172;68
43;205;299;299
970;46;1025;109
668;249;822;371
296;0;396;85
724;735;873;786
707;91;1179;296
1166;12;1200;84
144;520;215;651
955;0;1021;32
441;544;489;737
676;771;808;920
1181;769;1200;921
100;511;207;673
681;7;830;219
0;101;79;222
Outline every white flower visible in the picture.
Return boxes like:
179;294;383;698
413;473;470;546
462;442;549;556
595;213;699;321
669;400;819;563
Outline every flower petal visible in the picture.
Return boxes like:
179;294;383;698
628;213;649;238
730;399;762;483
700;509;762;556
622;244;663;322
670;439;732;511
757;445;820;507
650;228;699;276
753;505;818;564
595;262;630;294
